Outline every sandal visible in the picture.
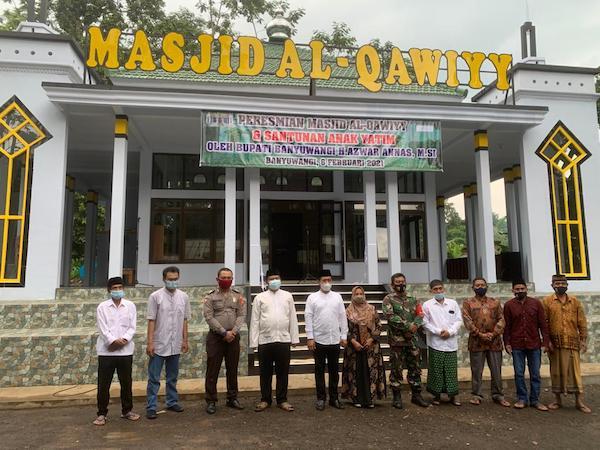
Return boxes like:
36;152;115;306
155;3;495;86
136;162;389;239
93;415;106;426
533;403;549;412
121;411;140;421
254;401;270;412
450;397;461;406
495;398;511;407
431;397;441;406
469;397;481;406
278;402;294;412
576;403;592;414
547;402;562;411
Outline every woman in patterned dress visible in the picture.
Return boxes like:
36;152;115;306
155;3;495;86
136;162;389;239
341;286;386;408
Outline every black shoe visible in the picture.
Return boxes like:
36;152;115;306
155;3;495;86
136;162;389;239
206;402;217;415
411;393;431;408
329;399;344;409
315;400;326;411
226;399;244;410
392;390;403;409
167;404;184;413
146;409;157;420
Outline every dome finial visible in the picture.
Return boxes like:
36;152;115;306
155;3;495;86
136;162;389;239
266;10;292;42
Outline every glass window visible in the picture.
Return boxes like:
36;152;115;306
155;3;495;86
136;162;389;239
260;169;332;192
400;203;427;261
344;172;423;193
153;153;243;190
150;199;244;263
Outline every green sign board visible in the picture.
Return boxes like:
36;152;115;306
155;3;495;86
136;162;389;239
200;112;442;171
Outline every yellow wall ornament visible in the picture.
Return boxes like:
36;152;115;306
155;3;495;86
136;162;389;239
0;96;51;286
86;27;513;93
536;121;591;279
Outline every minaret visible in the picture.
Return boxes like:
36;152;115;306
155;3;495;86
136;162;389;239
520;21;545;64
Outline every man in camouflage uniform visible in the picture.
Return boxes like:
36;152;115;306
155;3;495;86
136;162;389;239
383;273;430;409
203;267;247;414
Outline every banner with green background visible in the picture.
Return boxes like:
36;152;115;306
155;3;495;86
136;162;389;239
201;111;442;171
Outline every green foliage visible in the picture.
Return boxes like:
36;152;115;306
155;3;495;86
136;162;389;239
312;22;357;52
0;0;27;30
70;192;106;281
445;201;466;258
493;212;509;254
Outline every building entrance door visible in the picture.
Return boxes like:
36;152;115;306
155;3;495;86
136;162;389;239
264;200;344;281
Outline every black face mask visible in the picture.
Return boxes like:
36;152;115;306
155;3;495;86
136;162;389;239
393;284;406;293
515;291;527;300
554;286;568;296
474;287;487;297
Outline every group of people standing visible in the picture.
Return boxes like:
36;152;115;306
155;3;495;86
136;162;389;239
92;267;591;426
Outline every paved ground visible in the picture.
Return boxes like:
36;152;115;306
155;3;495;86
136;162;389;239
0;384;599;449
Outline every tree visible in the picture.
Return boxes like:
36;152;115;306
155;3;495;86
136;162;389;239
0;0;27;30
312;21;356;54
493;212;509;254
444;201;467;258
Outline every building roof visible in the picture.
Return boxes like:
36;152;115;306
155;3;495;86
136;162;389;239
109;42;467;97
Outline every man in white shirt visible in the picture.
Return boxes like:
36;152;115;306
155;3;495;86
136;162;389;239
146;266;190;419
250;268;300;412
422;279;463;406
93;277;140;426
305;269;348;411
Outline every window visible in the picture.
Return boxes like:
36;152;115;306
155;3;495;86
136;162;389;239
344;202;388;262
344;201;427;262
536;121;590;279
150;199;244;263
344;171;424;193
0;96;50;286
260;169;333;192
152;154;243;190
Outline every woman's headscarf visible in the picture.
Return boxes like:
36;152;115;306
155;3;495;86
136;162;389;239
346;285;377;329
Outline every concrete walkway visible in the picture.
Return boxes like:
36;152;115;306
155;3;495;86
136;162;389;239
2;363;600;409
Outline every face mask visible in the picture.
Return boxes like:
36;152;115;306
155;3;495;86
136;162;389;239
515;291;527;300
474;287;487;297
320;283;332;293
353;295;366;304
393;284;406;293
110;290;125;300
554;286;568;296
218;279;233;290
268;279;281;291
165;280;178;290
434;293;445;301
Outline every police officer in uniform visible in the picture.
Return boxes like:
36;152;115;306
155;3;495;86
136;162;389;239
203;267;247;414
382;272;430;409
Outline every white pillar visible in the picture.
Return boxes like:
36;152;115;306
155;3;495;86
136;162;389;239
247;168;261;286
224;167;237;270
83;190;98;286
464;185;477;280
425;173;442;280
436;196;447;280
385;171;401;275
474;130;497;283
512;164;527;279
503;168;520;252
108;115;128;278
61;175;75;286
363;171;378;284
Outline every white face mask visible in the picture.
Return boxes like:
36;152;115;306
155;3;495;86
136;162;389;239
320;283;332;293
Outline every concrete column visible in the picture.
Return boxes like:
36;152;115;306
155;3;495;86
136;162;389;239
363;171;378;284
385;171;401;275
224;167;237;270
503;168;520;252
436;196;447;280
60;176;75;286
108;115;129;278
425;173;442;280
474;130;497;283
83;190;98;286
512;164;526;279
247;168;262;286
464;185;477;280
